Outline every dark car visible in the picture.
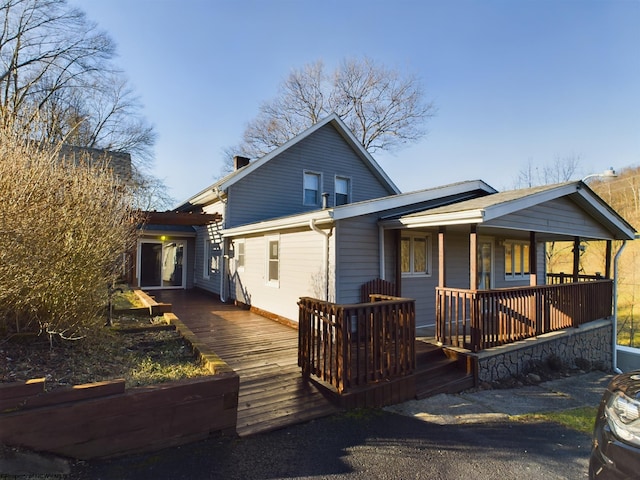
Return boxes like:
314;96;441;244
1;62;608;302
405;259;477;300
589;369;640;479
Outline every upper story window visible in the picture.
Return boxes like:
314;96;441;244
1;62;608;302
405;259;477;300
504;240;530;280
335;176;350;206
303;171;321;206
401;233;431;276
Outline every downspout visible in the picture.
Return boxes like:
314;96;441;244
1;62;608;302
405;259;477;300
215;187;228;302
309;218;334;302
612;240;627;374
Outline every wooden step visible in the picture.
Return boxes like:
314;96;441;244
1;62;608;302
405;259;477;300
413;341;476;398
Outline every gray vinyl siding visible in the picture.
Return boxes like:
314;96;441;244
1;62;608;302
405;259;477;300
485;197;611;238
334;216;381;304
399;230;439;327
226;228;331;323
226;124;393;227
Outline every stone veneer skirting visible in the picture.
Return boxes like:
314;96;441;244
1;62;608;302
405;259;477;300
473;319;613;383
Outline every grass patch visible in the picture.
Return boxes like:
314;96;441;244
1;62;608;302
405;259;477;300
514;406;598;435
111;286;146;310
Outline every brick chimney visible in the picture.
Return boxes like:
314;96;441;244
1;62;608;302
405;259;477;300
233;156;250;170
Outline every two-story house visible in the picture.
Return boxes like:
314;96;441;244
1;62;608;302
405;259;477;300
136;113;635;347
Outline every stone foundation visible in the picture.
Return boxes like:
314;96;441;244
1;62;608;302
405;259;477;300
474;319;612;383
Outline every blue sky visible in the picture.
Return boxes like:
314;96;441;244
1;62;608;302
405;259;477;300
73;0;639;204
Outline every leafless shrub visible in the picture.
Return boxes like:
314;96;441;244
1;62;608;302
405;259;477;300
0;124;141;341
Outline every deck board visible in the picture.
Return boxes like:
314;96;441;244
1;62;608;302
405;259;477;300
153;290;340;437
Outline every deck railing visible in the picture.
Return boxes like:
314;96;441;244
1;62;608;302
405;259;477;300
546;272;605;284
436;280;613;352
298;295;415;394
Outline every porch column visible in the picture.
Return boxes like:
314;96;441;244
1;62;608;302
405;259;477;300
438;227;446;288
529;231;538;286
573;236;581;282
605;240;612;279
470;225;478;290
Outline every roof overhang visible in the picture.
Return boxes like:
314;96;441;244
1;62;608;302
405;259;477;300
385;182;636;241
222;210;334;237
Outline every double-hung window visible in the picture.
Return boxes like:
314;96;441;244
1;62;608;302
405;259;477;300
335;176;350;206
203;240;219;279
504;240;530;280
303;171;321;206
266;236;279;286
235;239;245;271
401;234;431;276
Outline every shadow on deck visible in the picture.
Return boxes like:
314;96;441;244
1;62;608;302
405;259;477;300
152;290;340;437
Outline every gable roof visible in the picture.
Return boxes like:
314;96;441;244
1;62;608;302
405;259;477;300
178;113;400;210
392;181;636;240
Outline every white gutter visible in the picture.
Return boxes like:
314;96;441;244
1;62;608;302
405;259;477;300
309;218;333;301
613;240;628;373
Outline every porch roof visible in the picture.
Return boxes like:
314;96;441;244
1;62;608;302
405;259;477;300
386;181;636;241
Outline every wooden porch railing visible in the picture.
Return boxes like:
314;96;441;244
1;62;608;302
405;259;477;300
298;296;415;394
547;272;605;284
436;280;613;352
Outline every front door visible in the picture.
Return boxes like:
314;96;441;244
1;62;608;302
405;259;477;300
138;240;185;289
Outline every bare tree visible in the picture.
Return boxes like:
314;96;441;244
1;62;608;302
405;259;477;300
514;155;582;188
0;0;157;181
226;57;436;172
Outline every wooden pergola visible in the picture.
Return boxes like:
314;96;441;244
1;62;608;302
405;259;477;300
141;210;221;226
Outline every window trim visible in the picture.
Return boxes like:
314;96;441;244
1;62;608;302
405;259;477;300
203;239;219;279
334;175;351;206
504;240;531;281
235;239;245;272
303;170;322;207
401;233;432;277
265;235;280;287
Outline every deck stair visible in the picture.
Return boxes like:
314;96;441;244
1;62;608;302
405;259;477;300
413;340;475;399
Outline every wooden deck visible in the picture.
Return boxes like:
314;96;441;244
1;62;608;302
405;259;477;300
153;290;340;437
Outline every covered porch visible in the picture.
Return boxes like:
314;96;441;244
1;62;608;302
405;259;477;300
387;181;636;353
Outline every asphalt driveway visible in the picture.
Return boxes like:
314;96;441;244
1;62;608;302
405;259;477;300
68;409;590;480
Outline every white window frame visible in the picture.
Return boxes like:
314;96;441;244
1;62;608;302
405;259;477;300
334;175;351;206
235;239;245;272
504;240;530;281
401;233;432;277
203;240;219;280
265;235;280;287
303;170;322;206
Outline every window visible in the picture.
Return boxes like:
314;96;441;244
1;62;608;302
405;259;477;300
303;171;321;206
335;176;350;206
236;240;245;271
504;241;530;280
266;236;279;286
203;240;219;279
401;234;431;276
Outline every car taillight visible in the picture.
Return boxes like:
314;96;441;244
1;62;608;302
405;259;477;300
605;391;640;447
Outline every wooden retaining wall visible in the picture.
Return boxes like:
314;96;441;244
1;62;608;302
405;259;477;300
0;373;238;459
0;308;240;460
